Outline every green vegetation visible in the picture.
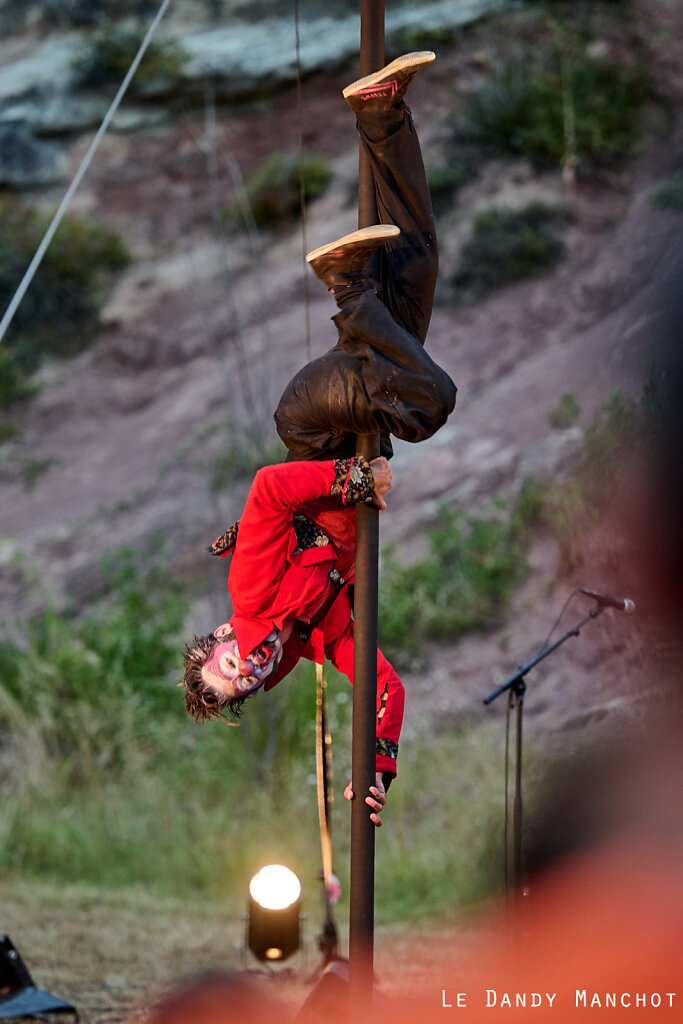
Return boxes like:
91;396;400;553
0;201;129;407
394;24;459;53
227;152;334;229
20;455;58;491
379;375;661;663
72;25;186;93
453;202;568;302
462;45;648;171
426;162;474;215
379;499;530;669
548;391;580;429
0;1;161;31
0;550;507;916
648;172;683;212
208;436;287;492
526;387;656;568
0;418;21;444
0;348;37;407
376;718;507;918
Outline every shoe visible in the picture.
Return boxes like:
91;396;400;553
343;51;435;112
306;224;400;292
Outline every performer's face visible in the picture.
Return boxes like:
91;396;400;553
201;625;282;699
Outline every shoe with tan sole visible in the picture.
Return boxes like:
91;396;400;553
343;51;436;112
306;224;400;293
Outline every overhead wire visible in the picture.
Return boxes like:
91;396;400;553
293;0;313;363
0;0;174;346
292;0;336;942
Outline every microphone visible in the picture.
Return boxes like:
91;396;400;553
580;587;636;613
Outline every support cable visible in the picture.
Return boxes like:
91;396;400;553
293;0;313;363
0;0;173;346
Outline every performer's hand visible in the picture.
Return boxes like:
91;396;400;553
369;457;392;510
344;773;387;827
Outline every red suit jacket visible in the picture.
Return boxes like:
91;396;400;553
221;460;404;777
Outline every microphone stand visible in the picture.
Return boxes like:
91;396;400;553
483;602;606;901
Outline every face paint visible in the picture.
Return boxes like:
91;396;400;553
208;628;283;698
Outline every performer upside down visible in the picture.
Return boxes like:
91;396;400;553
182;52;456;826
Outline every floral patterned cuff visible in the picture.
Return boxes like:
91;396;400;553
376;737;398;761
208;521;239;556
330;457;375;505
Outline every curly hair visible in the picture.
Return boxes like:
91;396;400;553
181;633;247;722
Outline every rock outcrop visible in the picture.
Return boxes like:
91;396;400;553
0;0;505;186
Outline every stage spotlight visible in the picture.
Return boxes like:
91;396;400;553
247;865;302;962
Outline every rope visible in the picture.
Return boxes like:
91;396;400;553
293;0;313;363
315;662;334;892
0;0;173;346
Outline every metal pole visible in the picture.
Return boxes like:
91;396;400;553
350;0;385;1013
357;0;385;229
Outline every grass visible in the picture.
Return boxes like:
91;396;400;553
0;201;129;407
226;152;334;229
207;436;287;492
452;202;568;302
526;386;658;568
0;542;510;917
375;718;509;920
379;499;530;669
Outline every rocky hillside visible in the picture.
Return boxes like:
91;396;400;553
1;0;682;744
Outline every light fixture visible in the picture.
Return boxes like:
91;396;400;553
247;865;302;962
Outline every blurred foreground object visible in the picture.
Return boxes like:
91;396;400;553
0;934;75;1020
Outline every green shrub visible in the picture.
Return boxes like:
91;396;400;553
648;172;683;212
0;418;21;444
453;202;567;301
21;456;57;491
227;152;334;229
463;46;648;170
208;436;286;492
0;1;160;32
379;500;529;668
548;391;580;428
538;389;652;567
0;202;129;405
0;349;37;406
72;24;186;93
426;162;474;214
394;24;458;52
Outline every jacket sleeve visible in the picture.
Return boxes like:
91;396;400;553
324;624;405;777
230;459;373;620
230;461;337;610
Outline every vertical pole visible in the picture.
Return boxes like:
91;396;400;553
350;0;385;1014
